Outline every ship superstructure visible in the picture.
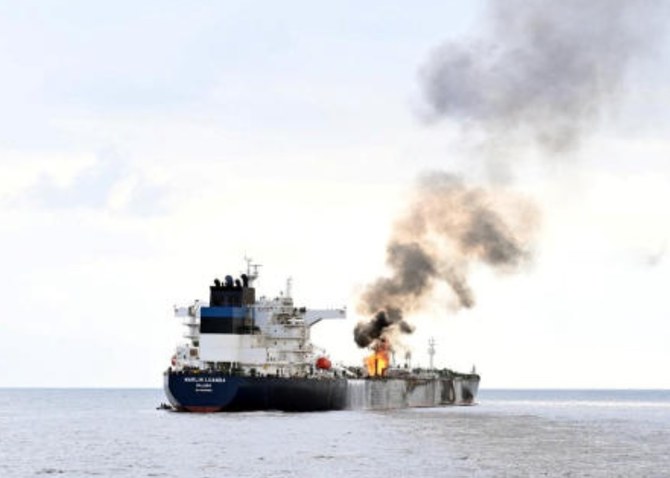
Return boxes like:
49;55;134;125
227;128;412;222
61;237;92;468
164;261;480;412
170;260;346;380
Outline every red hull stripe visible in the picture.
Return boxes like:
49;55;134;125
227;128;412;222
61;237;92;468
183;405;223;413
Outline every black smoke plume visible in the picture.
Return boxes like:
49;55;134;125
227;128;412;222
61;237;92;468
355;1;666;349
420;0;667;154
355;173;537;348
354;309;414;348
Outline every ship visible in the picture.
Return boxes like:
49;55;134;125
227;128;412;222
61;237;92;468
164;260;480;412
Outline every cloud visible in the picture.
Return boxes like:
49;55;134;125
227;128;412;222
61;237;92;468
18;150;169;216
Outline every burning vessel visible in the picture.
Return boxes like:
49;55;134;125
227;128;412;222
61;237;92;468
164;261;480;412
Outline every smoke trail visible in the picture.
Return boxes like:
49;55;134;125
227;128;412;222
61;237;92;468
420;0;668;153
355;1;666;349
355;172;537;348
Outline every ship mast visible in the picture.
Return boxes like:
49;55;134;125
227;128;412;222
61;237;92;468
244;256;262;286
428;337;436;370
285;277;292;299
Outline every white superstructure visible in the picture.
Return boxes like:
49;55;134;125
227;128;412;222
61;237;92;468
171;262;346;377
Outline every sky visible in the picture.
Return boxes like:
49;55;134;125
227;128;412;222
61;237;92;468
1;1;669;389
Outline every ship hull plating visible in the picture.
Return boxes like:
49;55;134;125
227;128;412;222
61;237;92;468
164;371;480;412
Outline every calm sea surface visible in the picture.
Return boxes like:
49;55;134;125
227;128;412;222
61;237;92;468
1;388;669;477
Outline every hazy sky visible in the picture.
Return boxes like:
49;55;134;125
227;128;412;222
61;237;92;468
2;1;669;388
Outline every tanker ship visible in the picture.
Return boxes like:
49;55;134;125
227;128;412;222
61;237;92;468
164;261;480;412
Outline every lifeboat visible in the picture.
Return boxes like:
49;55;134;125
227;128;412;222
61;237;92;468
315;357;332;370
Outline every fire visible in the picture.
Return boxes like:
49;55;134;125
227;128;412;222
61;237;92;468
365;339;390;377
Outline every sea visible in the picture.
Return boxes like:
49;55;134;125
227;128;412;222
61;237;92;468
1;389;669;478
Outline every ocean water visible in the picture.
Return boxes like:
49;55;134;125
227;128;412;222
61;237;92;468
1;389;669;477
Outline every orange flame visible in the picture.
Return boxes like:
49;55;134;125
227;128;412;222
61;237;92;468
365;340;390;377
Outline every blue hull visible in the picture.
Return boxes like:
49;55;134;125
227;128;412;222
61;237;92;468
164;372;348;412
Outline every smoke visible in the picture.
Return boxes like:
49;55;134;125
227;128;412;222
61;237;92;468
420;0;667;154
354;309;413;348
354;172;537;348
354;1;666;349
